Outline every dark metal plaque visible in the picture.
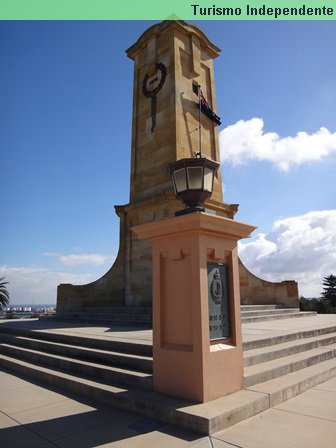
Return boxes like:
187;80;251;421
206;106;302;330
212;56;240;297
207;262;230;340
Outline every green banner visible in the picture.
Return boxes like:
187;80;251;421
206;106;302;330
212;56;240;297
0;0;335;20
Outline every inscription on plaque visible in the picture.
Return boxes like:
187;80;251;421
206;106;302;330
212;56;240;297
208;262;230;340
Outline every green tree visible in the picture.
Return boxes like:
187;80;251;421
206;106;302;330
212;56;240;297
0;277;10;309
299;296;332;314
322;274;336;308
299;296;312;311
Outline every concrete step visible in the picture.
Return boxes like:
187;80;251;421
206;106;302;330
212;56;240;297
244;331;336;366
0;324;152;356
241;308;300;318
0;325;336;434
0;353;202;430
245;357;336;407
240;305;286;311
73;313;149;319
241;311;317;323
52;313;152;327
56;312;152;321
1;319;335;435
244;344;336;387
0;343;153;390
54;306;152;327
0;322;153;392
243;324;336;351
0;333;152;372
84;306;152;314
1;352;336;435
181;356;336;433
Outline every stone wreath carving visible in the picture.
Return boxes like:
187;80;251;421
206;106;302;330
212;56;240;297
210;269;223;304
142;62;167;133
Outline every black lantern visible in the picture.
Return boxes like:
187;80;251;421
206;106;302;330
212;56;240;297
168;154;220;216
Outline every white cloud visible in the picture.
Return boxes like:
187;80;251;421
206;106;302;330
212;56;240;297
42;252;60;257
42;252;115;266
0;266;95;305
0;253;116;305
239;210;336;297
238;234;277;261
220;118;336;171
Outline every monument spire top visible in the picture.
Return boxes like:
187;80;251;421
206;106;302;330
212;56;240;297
127;19;226;208
126;20;221;60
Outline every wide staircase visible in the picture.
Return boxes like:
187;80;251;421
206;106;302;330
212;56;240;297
53;305;316;327
240;304;316;323
1;315;335;434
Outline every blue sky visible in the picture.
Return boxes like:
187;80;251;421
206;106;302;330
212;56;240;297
1;20;336;304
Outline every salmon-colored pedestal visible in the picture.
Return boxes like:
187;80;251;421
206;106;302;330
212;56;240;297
133;212;256;403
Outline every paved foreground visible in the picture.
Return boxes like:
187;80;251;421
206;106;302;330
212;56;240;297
1;369;336;448
1;315;336;445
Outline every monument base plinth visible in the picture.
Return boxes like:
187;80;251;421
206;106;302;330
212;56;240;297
133;212;256;403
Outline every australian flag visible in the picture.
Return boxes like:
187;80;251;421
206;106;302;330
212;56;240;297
193;83;221;126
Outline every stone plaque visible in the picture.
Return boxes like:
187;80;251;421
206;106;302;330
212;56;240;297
208;262;230;340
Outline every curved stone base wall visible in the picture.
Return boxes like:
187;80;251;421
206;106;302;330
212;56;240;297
238;259;299;308
56;207;127;313
57;208;299;313
57;196;238;312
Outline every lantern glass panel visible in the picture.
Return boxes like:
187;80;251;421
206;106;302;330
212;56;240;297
173;168;187;193
204;167;214;192
187;166;203;190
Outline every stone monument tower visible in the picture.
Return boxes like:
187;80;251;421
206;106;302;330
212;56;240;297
57;21;298;313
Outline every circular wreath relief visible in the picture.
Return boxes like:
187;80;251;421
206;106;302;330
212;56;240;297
210;269;223;304
142;63;167;133
142;63;167;98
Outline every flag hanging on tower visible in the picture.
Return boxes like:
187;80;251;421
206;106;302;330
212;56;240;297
193;84;221;126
